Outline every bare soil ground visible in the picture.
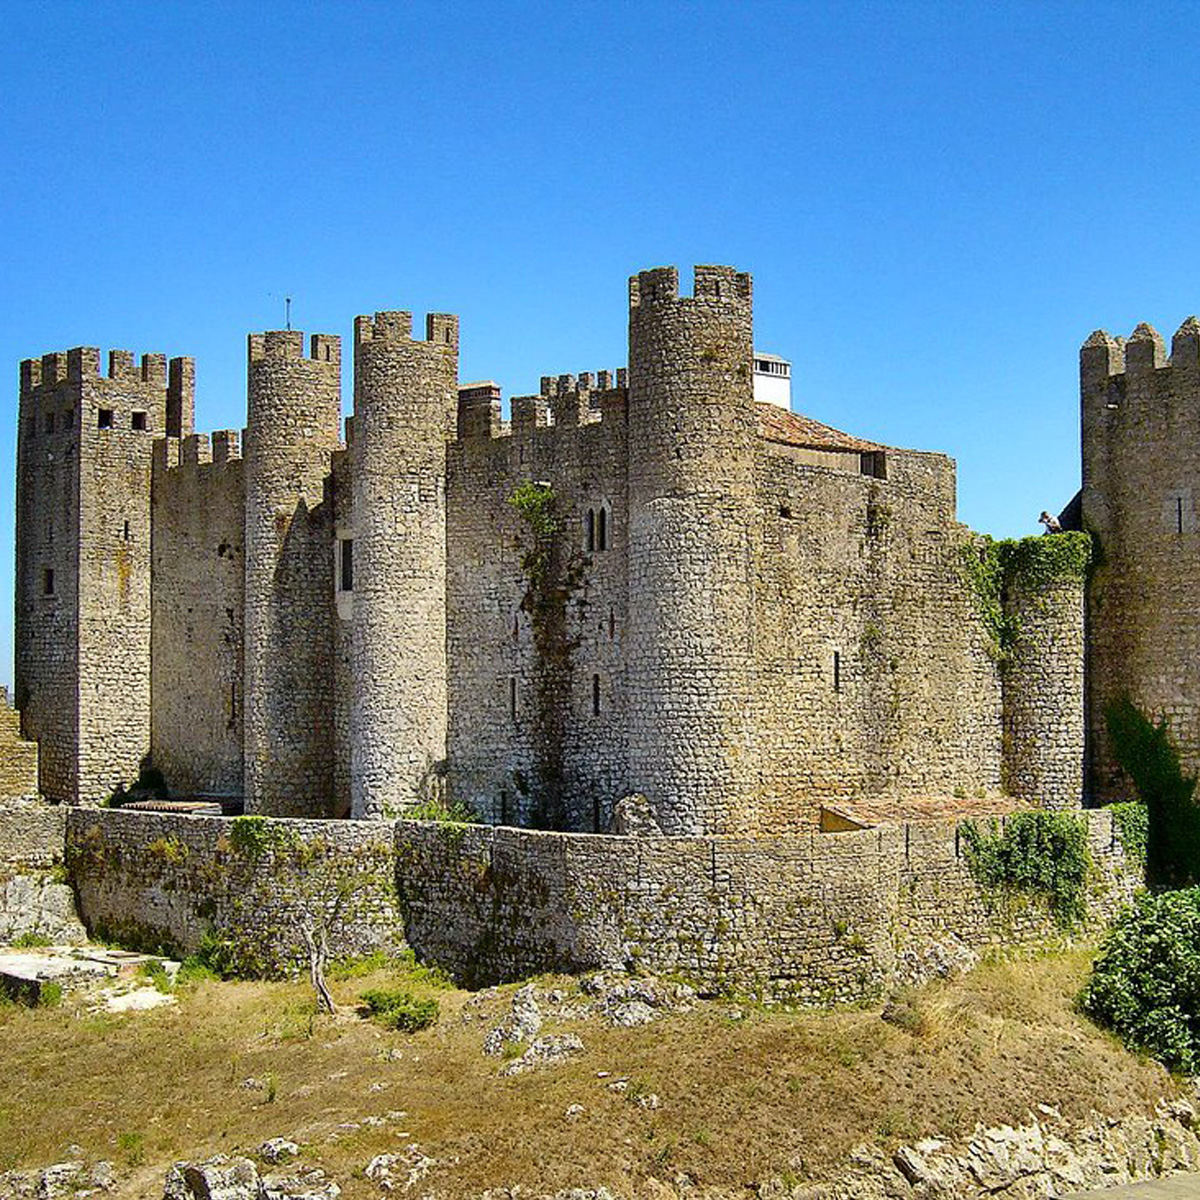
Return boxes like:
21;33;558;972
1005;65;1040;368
0;947;1181;1198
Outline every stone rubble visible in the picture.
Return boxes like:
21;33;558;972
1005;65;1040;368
363;1146;435;1193
0;1161;114;1199
161;1156;338;1200
499;1033;585;1076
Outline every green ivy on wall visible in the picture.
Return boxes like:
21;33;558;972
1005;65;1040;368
958;531;1093;660
958;810;1092;928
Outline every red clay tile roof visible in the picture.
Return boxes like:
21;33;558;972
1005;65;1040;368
757;402;885;453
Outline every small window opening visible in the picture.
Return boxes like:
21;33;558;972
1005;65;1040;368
122;520;130;541
592;673;601;716
608;607;615;640
597;507;609;550
339;538;354;591
833;650;841;693
779;504;793;519
98;409;114;429
445;327;452;344
509;676;518;719
131;410;148;431
585;508;595;552
1178;497;1185;535
512;612;519;641
42;568;55;596
44;412;55;434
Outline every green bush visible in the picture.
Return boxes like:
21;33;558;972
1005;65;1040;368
1106;697;1200;886
360;986;439;1032
959;810;1091;927
1109;800;1149;868
1081;887;1200;1072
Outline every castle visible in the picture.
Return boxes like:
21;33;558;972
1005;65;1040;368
10;263;1168;835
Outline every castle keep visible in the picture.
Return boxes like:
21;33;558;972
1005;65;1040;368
13;264;1090;833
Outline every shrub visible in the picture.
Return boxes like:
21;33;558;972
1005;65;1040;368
1106;697;1200;886
1109;800;1149;868
959;810;1091;928
406;797;479;825
360;986;439;1032
1081;887;1200;1072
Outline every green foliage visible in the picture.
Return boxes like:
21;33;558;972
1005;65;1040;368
360;986;439;1032
146;836;189;866
184;929;245;981
393;947;454;989
1106;696;1200;886
958;532;1093;659
406;796;479;825
116;1130;146;1167
959;810;1091;928
509;480;559;585
228;815;275;861
37;981;63;1008
1081;887;1200;1072
11;931;51;948
1109;801;1149;868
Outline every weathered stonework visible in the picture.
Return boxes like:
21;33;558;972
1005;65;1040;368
14;263;1089;832
1081;318;1200;800
0;689;38;800
62;808;1134;999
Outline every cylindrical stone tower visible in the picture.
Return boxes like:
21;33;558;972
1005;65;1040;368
350;310;458;819
1001;567;1086;809
243;330;342;816
625;264;760;835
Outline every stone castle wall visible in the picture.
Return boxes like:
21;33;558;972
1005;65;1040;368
242;332;342;817
0;689;38;800
150;434;246;796
350;312;457;818
16;349;193;803
447;373;632;832
1082;321;1200;801
0;801;65;869
63;807;1135;1000
752;445;1002;829
67;808;403;970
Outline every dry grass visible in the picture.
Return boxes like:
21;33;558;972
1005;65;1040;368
0;947;1181;1198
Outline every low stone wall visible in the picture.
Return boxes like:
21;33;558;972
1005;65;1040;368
0;801;66;870
395;810;1137;1000
66;810;404;971
62;808;1136;998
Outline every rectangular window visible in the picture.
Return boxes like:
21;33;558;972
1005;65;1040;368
98;409;114;429
339;538;354;591
592;673;601;716
509;676;518;719
131;411;148;431
833;650;841;693
42;568;55;596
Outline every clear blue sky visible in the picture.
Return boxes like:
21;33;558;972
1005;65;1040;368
2;0;1198;689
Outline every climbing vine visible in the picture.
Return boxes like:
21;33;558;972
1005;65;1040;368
958;532;1093;661
508;481;589;830
1106;696;1200;886
958;810;1092;928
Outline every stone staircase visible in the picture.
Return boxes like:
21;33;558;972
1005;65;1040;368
0;687;39;798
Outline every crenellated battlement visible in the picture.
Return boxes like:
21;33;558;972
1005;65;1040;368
153;430;243;475
1081;317;1200;386
354;311;459;351
247;331;341;367
628;264;752;310
20;348;187;395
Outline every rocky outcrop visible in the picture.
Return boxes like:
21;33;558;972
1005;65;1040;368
0;874;86;945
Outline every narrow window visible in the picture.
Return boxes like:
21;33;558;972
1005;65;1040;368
131;411;148;431
585;508;595;552
44;412;55;434
512;612;519;641
340;538;354;591
592;673;601;716
98;409;114;429
42;568;55;596
608;607;615;640
509;676;518;719
1178;497;1185;535
833;650;841;693
597;507;609;551
123;520;130;541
